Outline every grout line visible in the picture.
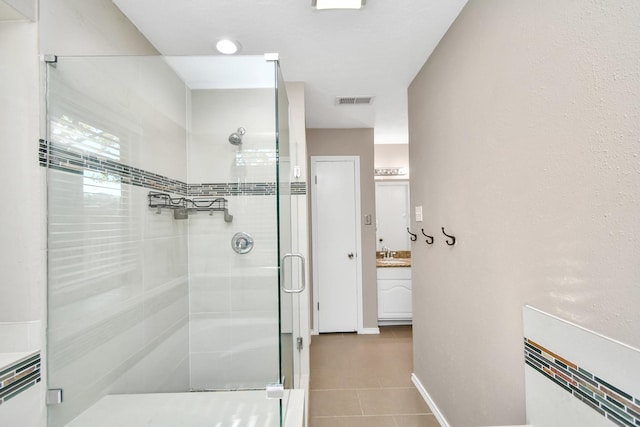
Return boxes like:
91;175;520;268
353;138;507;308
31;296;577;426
309;326;415;423
354;388;365;416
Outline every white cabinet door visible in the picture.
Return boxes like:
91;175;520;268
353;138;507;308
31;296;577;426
377;268;412;321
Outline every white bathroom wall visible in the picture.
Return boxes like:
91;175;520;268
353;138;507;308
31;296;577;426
1;0;36;21
0;19;44;427
39;0;157;56
408;1;640;426
0;21;42;330
187;87;280;390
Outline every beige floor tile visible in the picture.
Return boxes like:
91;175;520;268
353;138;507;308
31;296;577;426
310;415;396;427
385;325;414;338
357;387;430;415
308;389;362;417
309;326;423;422
310;370;381;390
395;414;441;427
378;372;415;388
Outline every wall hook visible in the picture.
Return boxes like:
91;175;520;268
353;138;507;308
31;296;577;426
441;227;456;246
407;227;417;242
420;229;434;245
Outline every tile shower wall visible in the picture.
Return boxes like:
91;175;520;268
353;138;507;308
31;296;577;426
523;306;640;427
46;57;189;427
187;88;280;389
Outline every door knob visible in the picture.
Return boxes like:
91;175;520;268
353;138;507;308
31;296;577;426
347;252;354;259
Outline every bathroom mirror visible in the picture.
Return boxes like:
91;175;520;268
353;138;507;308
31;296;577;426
375;181;410;251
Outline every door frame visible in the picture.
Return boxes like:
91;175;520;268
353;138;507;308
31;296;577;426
310;155;363;334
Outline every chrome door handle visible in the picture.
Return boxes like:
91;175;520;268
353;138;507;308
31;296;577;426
280;253;306;294
348;252;354;259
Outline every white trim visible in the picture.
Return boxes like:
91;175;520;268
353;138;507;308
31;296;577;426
283;389;305;427
310;156;363;333
411;373;449;427
353;157;363;332
358;327;380;335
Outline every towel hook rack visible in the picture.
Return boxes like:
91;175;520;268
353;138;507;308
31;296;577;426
421;229;434;245
407;227;417;242
441;227;456;246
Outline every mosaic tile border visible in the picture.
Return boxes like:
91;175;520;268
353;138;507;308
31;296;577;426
188;182;306;196
39;139;188;195
39;140;307;196
291;182;307;195
188;182;275;196
524;337;640;427
0;352;41;405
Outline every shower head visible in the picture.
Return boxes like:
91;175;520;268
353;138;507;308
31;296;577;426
228;127;246;146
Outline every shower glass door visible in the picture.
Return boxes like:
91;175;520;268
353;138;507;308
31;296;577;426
276;60;295;392
45;55;295;427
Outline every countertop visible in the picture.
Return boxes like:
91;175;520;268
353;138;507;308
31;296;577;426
376;251;411;268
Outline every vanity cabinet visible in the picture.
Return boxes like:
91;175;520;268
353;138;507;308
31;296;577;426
377;267;412;323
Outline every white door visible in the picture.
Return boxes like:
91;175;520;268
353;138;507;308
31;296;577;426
311;157;361;333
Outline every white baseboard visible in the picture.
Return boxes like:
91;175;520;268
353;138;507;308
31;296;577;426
412;373;449;427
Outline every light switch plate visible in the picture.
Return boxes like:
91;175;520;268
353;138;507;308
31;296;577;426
415;206;423;222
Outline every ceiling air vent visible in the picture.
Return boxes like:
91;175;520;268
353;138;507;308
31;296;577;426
336;96;374;105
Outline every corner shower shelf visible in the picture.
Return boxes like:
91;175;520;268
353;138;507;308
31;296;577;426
148;192;233;222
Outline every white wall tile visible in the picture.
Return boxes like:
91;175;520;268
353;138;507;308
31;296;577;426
229;276;279;312
525;367;613;427
189;313;232;353
0;321;40;353
0;21;45;325
524;306;640;400
189;275;231;313
188;88;276;184
0;382;45;427
189;351;233;390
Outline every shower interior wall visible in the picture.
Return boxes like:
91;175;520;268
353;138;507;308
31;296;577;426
46;57;284;425
187;88;280;390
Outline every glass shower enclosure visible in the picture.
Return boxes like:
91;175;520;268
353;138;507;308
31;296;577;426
43;55;301;426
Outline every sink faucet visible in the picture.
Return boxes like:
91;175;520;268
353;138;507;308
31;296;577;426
381;246;392;259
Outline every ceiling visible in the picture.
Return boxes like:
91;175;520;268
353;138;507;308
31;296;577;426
112;0;467;145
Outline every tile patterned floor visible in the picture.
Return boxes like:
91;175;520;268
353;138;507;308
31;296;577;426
309;326;440;427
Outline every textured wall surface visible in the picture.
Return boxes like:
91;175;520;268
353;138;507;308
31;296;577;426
408;1;640;425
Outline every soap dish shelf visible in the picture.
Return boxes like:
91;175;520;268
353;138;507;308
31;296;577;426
148;192;233;222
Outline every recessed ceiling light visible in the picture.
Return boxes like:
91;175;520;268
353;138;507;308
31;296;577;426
216;39;240;55
312;0;365;10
